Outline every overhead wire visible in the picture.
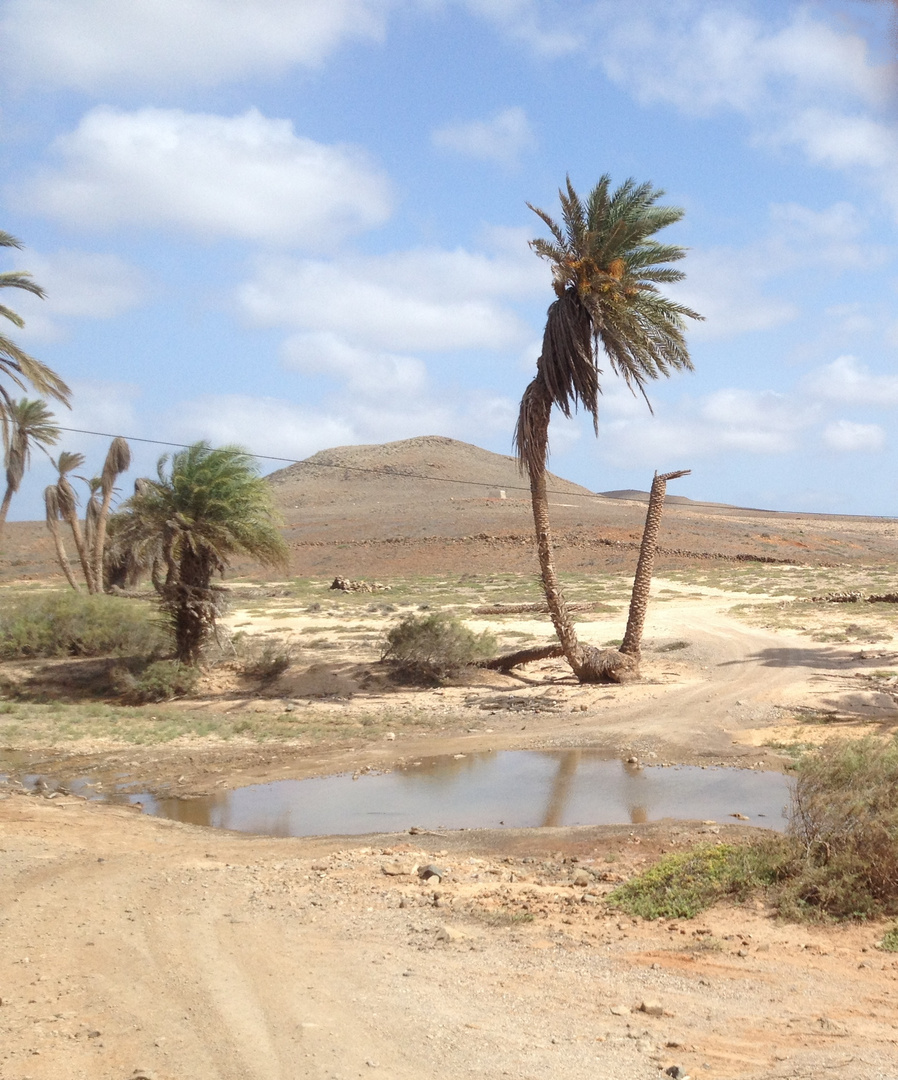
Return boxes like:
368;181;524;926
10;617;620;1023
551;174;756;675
53;425;607;501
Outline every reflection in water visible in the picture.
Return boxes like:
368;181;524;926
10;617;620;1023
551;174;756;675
133;750;791;838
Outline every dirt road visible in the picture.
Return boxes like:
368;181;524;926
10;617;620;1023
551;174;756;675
3;583;898;1079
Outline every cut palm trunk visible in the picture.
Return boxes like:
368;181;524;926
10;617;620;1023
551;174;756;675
620;469;690;659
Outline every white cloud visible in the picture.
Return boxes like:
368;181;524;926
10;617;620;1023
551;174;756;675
238;244;542;351
1;0;393;90
7;250;148;341
167;395;357;462
600;5;887;117
283;334;429;399
19;107;393;247
804;355;898;406
432;107;536;165
461;0;583;57
823;419;885;452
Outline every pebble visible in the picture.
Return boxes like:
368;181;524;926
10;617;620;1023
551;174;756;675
418;864;445;883
639;1000;664;1017
436;925;466;943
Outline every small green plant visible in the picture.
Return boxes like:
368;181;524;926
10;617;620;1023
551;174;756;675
381;611;496;681
608;842;786;920
116;660;199;703
879;925;898;952
0;591;168;659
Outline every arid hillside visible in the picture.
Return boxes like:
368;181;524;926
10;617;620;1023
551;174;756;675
1;434;896;583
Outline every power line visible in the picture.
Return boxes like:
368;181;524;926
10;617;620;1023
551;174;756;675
54;425;606;501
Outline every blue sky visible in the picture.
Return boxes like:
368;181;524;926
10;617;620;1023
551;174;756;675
2;0;898;518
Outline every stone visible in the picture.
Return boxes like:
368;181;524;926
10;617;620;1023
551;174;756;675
436;925;466;943
418;864;446;883
609;1005;628;1016
381;862;415;876
572;871;590;887
664;1068;689;1079
639;1001;664;1017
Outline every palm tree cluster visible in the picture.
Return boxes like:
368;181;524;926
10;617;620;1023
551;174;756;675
44;438;132;593
113;443;288;663
518;177;702;682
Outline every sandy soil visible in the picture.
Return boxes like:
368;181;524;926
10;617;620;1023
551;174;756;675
3;579;898;1079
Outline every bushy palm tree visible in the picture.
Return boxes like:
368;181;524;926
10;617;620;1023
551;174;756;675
517;176;702;682
116;443;289;664
1;232;70;438
0;398;60;540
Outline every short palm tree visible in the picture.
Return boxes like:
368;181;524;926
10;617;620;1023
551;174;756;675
1;232;70;438
116;443;289;664
517;176;702;682
90;436;131;589
0;398;60;540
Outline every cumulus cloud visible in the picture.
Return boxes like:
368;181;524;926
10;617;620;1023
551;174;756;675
1;0;393;90
823;419;886;452
19;107;393;247
804;355;898;406
7;250;148;341
461;0;583;57
432;107;536;165
238;243;542;351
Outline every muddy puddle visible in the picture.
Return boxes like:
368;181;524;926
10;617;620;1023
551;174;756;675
1;749;792;838
0;749;794;837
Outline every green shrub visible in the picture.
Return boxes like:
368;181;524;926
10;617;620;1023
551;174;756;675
779;736;898;919
0;591;168;659
608;842;786;920
115;660;199;703
879;925;898;952
381;612;496;681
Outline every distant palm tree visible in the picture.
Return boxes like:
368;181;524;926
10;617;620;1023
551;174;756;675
517;176;701;682
50;451;98;593
90;436;131;590
0;398;60;540
0;231;70;440
117;443;288;663
44;485;80;591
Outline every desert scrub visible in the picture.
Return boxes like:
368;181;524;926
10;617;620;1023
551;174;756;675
114;660;199;703
381;611;496;681
779;735;898;919
0;591;168;659
608;841;787;919
235;638;295;680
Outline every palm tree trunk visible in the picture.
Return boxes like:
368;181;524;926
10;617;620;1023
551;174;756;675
620;469;690;658
0;482;15;543
522;380;633;683
46;515;80;591
64;508;97;593
92;487;115;591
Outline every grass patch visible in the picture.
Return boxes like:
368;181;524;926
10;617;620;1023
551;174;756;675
607;842;785;920
879;925;898;951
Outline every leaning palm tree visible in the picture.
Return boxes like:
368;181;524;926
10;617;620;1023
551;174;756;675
0;398;60;540
517;176;702;683
44;485;80;591
116;443;288;664
50;451;98;593
0;231;70;441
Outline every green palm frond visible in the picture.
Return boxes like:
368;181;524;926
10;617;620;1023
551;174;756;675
516;175;703;470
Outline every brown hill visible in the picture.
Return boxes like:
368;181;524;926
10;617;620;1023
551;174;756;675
1;435;896;583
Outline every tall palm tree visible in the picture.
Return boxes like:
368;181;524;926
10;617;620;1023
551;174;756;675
517;176;702;683
116;443;288;664
0;231;70;441
0;398;60;540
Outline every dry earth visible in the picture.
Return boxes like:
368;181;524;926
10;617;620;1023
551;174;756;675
2;437;898;1079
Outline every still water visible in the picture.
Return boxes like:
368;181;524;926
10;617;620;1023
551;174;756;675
135;750;792;838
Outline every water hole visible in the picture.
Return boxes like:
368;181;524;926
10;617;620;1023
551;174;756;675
144;751;791;837
1;750;792;838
